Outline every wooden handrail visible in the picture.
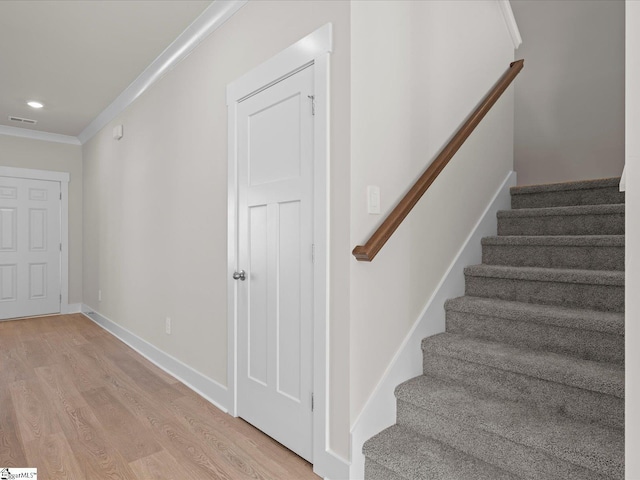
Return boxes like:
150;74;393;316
352;59;524;262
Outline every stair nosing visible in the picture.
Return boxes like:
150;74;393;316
481;234;625;247
497;203;624;218
421;332;624;398
464;264;625;286
445;296;624;335
363;424;519;480
395;375;623;477
510;177;622;195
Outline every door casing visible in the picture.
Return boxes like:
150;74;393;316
0;166;71;317
226;24;332;475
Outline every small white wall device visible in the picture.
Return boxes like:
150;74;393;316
113;124;124;140
367;185;381;214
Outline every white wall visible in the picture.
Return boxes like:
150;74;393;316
511;0;625;186
350;0;515;423
626;1;639;477
82;0;352;459
0;135;83;305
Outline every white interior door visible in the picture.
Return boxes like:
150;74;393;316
0;176;61;320
236;65;315;461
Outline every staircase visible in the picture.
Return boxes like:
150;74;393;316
363;177;625;480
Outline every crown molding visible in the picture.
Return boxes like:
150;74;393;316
77;0;248;145
0;125;81;145
499;0;522;49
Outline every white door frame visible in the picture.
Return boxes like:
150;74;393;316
0;165;71;315
227;24;333;476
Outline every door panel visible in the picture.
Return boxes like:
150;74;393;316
0;208;17;250
249;94;302;186
0;264;17;301
236;66;314;461
248;203;269;385
29;208;48;250
277;200;302;401
0;176;61;320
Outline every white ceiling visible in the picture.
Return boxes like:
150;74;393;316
0;0;213;138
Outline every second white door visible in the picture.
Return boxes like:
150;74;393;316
236;65;315;461
0;176;61;320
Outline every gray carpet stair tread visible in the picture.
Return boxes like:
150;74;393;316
464;264;624;286
395;376;623;477
510;177;622;195
481;235;624;271
510;177;624;209
363;424;519;480
481;235;624;247
445;296;624;335
422;333;623;398
497;203;624;218
365;459;407;480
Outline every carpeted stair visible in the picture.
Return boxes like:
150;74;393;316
363;177;625;479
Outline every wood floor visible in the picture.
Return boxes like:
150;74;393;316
0;314;321;480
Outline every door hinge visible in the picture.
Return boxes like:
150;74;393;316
60;243;62;251
311;244;315;263
307;95;315;116
311;392;314;412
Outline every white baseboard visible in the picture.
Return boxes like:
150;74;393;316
80;304;229;413
315;448;350;480
348;171;516;480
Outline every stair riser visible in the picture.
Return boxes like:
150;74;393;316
465;275;624;312
365;461;407;480
446;311;624;364
498;213;624;236
511;187;624;209
422;353;623;429
363;424;520;480
482;244;624;270
397;401;612;480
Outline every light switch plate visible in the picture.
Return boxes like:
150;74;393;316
367;185;381;214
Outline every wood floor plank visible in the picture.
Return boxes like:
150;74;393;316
128;450;187;480
172;391;317;479
0;320;22;351
81;387;163;462
75;345;244;480
35;365;138;479
0;383;28;468
9;378;62;443
0;350;30;385
24;433;84;480
89;335;184;401
55;348;106;393
169;394;300;480
19;339;54;369
0;314;321;480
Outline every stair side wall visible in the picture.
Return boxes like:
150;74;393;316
349;171;516;479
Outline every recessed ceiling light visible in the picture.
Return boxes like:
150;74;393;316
27;101;44;109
